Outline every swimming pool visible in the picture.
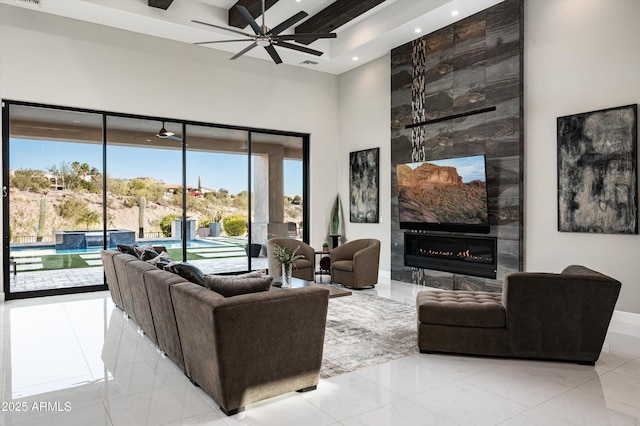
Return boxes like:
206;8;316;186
10;238;224;256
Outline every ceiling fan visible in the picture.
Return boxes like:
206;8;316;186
191;0;336;64
156;121;183;142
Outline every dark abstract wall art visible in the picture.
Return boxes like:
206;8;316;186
349;148;379;223
557;104;638;234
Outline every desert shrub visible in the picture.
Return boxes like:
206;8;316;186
222;215;247;236
159;214;179;237
186;194;208;213
231;191;249;209
107;177;129;196
56;198;88;220
10;169;50;192
77;175;102;193
145;181;168;203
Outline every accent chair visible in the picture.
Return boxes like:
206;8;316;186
331;238;381;289
267;237;315;281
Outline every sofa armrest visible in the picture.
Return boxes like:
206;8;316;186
503;268;621;362
170;284;329;413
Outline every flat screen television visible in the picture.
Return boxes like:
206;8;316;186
396;154;490;233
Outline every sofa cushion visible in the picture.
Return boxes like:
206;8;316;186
417;290;505;328
165;262;206;286
203;275;273;297
331;260;353;272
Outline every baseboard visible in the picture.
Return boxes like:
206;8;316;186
612;310;640;326
610;310;640;338
0;292;4;303
379;269;391;279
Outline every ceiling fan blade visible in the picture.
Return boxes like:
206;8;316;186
278;33;337;41
236;5;263;35
276;41;324;56
194;39;255;45
230;42;258;60
264;44;283;64
269;11;308;36
191;20;254;38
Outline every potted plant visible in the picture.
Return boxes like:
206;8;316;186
322;241;329;253
329;195;343;248
208;211;223;237
245;240;262;258
273;244;304;288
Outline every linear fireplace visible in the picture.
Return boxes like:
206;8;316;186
404;233;497;279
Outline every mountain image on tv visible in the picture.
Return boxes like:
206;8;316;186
396;155;488;225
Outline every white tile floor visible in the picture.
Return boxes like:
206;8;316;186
1;277;639;425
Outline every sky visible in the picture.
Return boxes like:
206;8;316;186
10;138;303;196
405;155;486;183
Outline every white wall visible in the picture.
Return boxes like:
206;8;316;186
525;0;640;313
0;5;340;300
337;54;391;274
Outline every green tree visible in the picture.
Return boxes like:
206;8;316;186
76;210;101;230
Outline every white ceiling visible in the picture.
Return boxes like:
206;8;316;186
1;0;504;75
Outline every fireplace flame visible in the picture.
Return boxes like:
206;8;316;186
419;248;490;262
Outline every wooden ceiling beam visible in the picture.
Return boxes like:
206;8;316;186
228;0;280;29
148;0;174;10
294;0;386;44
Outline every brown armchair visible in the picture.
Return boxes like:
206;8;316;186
331;239;381;288
267;237;315;281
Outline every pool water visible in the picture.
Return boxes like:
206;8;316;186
10;239;223;256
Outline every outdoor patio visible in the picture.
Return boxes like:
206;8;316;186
8;236;269;293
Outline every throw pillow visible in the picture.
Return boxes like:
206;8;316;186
134;244;155;258
166;262;206;286
134;244;159;261
203;275;273;297
146;251;172;268
117;244;138;256
139;249;159;261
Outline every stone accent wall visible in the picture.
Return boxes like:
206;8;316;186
390;0;523;292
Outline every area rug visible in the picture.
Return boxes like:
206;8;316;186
320;291;418;378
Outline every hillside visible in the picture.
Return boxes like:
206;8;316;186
8;188;302;242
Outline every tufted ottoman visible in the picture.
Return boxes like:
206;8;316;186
416;290;507;356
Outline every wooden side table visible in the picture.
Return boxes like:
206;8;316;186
314;251;331;283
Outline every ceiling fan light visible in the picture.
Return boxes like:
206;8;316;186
156;122;175;138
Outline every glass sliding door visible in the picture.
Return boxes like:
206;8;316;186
185;124;251;273
3;101;310;298
5;104;105;296
105;116;184;259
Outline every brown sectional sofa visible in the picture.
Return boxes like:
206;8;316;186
100;249;330;415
